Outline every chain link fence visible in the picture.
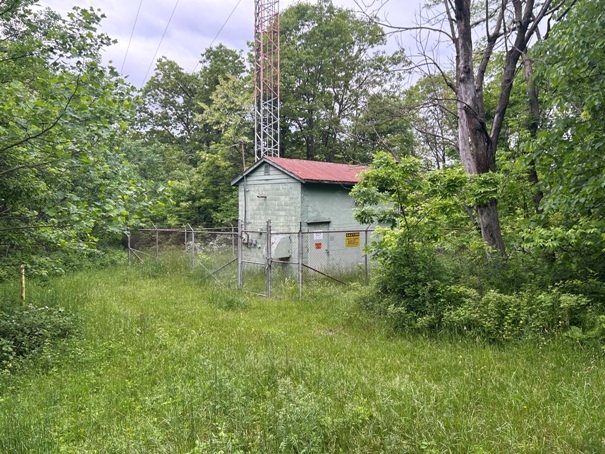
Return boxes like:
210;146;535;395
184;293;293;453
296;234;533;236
128;221;377;297
127;226;239;288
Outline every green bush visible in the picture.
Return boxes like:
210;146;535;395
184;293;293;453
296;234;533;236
362;232;605;343
441;287;593;341
362;234;452;331
0;304;77;368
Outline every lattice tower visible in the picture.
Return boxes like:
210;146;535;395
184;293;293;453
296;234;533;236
254;0;280;160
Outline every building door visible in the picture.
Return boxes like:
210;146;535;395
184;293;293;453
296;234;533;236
307;223;329;270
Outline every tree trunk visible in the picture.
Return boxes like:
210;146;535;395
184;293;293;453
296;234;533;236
454;0;506;254
522;53;544;212
476;199;506;253
306;116;316;160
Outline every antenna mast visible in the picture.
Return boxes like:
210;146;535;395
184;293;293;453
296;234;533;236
254;0;280;161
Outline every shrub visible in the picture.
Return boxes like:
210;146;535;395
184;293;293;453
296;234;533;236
362;234;605;343
441;287;593;341
0;304;77;369
362;233;452;331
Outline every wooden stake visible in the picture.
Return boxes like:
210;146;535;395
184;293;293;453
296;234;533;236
20;265;25;304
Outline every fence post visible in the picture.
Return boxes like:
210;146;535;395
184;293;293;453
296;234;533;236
237;220;243;289
153;223;159;260
298;223;303;300
231;225;235;255
266;219;272;297
20;265;25;305
364;226;370;285
127;231;131;265
188;224;195;270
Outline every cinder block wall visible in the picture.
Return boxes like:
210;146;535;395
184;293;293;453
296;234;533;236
239;164;302;264
238;164;368;271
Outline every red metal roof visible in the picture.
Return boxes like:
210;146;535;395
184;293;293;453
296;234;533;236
265;157;368;184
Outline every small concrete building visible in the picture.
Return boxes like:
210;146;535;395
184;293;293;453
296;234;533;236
231;157;370;270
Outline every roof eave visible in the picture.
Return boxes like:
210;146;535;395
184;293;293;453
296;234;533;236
302;179;359;185
231;157;306;186
231;157;365;186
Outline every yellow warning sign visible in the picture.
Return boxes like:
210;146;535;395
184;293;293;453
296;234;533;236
345;232;361;247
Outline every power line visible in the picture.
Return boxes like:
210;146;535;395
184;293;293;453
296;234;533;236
141;0;181;86
120;0;144;73
192;0;243;73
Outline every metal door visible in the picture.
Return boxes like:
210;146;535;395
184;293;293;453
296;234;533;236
307;223;329;270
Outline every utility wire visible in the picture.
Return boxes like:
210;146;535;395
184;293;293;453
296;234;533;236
120;0;144;73
192;0;243;73
141;0;181;86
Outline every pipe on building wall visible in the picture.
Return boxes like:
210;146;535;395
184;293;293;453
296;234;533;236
243;174;248;228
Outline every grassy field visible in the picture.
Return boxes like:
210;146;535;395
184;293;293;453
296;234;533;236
1;258;604;453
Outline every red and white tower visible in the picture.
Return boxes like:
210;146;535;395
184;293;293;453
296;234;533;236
254;0;280;161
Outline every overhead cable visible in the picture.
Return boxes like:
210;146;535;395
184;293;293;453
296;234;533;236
141;0;181;86
192;0;243;73
120;0;144;73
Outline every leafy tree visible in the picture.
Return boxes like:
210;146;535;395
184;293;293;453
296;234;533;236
352;152;481;249
390;0;576;253
138;45;246;158
136;45;248;226
280;0;406;163
402;74;459;170
137;58;201;158
198;45;246;104
193;74;254;225
348;92;416;163
521;0;605;279
352;152;605;338
0;1;148;275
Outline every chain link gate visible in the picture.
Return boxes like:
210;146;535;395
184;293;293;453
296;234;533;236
127;222;375;296
238;220;374;298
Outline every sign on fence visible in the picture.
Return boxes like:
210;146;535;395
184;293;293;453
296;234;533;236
345;232;361;248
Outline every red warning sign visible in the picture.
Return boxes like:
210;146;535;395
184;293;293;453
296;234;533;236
314;242;322;250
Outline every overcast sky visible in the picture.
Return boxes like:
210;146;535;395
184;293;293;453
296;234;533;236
35;0;422;87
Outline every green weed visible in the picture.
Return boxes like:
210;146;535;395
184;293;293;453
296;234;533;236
0;264;603;453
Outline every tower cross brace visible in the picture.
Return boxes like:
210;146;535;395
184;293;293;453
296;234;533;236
254;0;280;161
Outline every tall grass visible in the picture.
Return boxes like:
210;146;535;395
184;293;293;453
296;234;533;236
0;258;604;452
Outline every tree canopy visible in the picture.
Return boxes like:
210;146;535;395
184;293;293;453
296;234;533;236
279;0;407;163
0;1;151;275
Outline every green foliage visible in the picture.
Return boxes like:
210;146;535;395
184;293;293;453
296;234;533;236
190;74;253;225
0;1;153;275
136;46;248;226
402;74;459;169
352;152;425;226
137;45;245;153
362;242;605;343
442;287;594;342
352;152;489;249
205;288;249;311
1;266;605;452
362;235;450;331
280;0;407;162
348;92;416;163
519;0;605;278
0;304;77;369
354;154;605;341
